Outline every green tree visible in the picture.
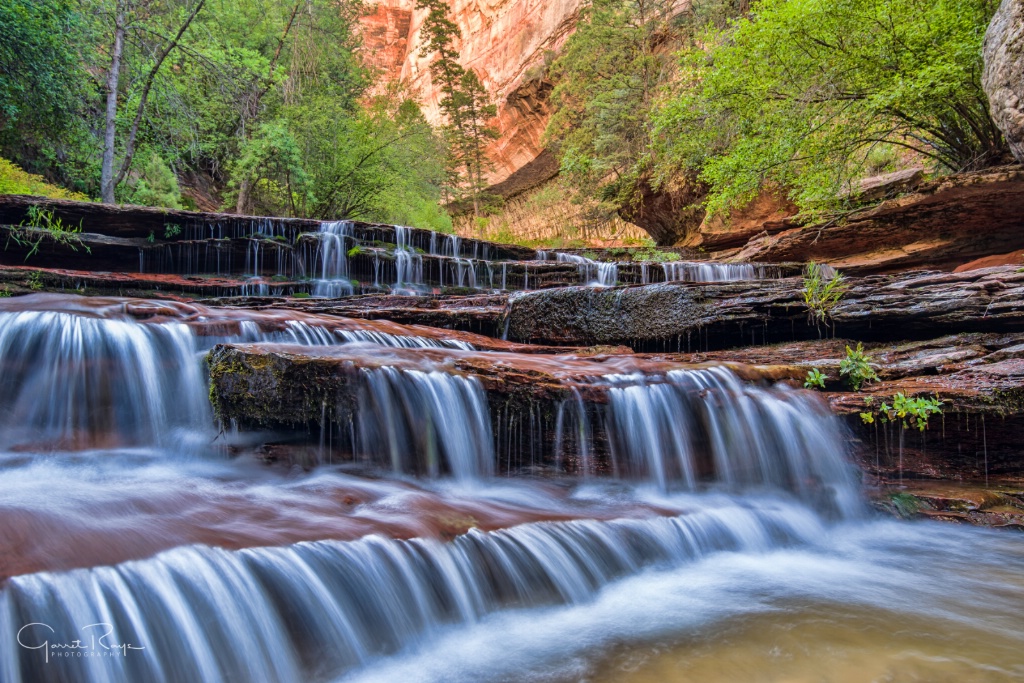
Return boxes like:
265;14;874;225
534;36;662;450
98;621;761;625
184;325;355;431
94;0;208;203
0;0;95;192
415;0;497;214
655;0;1009;217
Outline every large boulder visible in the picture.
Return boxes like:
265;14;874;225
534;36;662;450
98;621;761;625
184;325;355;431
505;267;1024;350
983;0;1024;163
617;176;707;246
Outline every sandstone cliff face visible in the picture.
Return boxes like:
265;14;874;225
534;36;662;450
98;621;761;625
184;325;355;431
360;0;584;185
983;0;1024;164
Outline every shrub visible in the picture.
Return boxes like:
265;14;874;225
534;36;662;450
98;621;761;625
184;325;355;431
803;368;828;389
802;261;847;328
839;342;878;391
0;157;89;201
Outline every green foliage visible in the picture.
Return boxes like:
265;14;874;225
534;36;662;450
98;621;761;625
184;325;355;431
27;271;44;291
0;0;452;224
6;206;90;261
0;158;89;201
802;262;847;327
0;0;93;191
545;0;678;208
347;246;362;258
120;151;184;209
804;368;828;390
656;0;1007;217
861;393;943;430
839;343;878;391
164;224;182;239
0;285;10;297
631;248;681;263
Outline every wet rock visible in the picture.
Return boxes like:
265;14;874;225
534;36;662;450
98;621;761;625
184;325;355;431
506;266;1024;350
984;0;1024;163
733;166;1024;273
208;342;795;429
872;483;1024;530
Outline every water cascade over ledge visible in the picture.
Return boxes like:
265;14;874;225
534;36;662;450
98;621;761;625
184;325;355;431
1;289;1023;683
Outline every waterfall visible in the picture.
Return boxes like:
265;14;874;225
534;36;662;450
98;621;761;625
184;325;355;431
601;368;858;515
337;330;474;350
394;226;424;290
0;296;482;451
355;368;494;479
661;262;758;282
0;309;210;450
0;502;823;683
312;221;355;298
556;253;618;287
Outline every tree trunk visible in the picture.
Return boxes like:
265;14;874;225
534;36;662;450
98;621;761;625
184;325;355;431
236;179;252;214
100;4;126;205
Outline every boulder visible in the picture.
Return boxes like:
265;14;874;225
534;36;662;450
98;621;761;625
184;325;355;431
616;176;707;247
505;267;1024;350
984;0;1024;163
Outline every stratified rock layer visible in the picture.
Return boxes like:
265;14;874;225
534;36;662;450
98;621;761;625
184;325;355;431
732;166;1024;273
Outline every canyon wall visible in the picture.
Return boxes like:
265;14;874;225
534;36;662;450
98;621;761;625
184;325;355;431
360;0;585;186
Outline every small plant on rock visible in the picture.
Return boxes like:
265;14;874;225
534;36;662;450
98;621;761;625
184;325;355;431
839;342;878;391
804;368;828;389
860;393;943;430
7;206;90;261
27;271;44;291
802;261;846;331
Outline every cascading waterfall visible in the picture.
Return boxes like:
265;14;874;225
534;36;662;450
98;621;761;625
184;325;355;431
556;253;618;287
3;292;1023;683
661;262;758;282
0;310;210;450
600;368;859;516
355;368;494;479
393;226;424;290
0;298;482;451
0;502;824;683
312;221;355;298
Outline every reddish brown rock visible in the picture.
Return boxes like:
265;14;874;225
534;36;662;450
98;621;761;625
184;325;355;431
364;0;584;185
617;176;708;247
684;186;797;252
732;166;1024;274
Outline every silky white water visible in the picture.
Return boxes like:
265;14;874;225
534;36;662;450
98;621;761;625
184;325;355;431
0;294;1021;683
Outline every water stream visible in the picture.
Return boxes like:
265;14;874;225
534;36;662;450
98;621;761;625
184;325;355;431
0;293;1021;682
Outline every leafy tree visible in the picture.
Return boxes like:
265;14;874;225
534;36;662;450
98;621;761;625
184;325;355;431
545;0;677;207
93;0;208;203
544;0;745;224
0;0;95;192
656;0;1008;217
415;0;497;214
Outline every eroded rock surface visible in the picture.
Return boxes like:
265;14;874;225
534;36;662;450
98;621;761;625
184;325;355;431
984;0;1024;163
732;166;1024;273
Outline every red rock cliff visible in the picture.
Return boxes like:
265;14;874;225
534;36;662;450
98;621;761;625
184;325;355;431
360;0;584;185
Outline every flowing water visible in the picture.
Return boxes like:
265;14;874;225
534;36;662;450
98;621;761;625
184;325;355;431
0;294;1021;682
